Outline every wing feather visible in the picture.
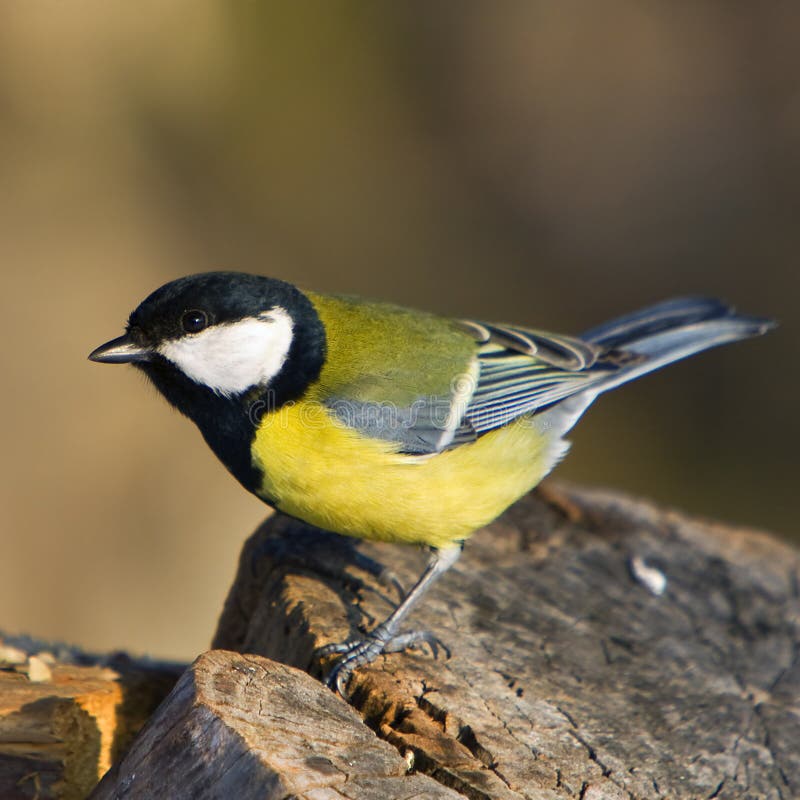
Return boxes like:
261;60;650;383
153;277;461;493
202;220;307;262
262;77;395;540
457;319;619;436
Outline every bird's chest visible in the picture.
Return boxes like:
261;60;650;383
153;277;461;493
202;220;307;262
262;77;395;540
250;401;557;547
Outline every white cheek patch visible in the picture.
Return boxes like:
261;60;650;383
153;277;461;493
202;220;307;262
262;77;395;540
158;308;294;396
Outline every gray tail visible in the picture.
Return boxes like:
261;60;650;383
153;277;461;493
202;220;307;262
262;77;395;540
580;296;774;396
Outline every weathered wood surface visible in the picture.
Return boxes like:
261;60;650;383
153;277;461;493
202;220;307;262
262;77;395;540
0;642;181;800
204;483;800;800
90;650;462;799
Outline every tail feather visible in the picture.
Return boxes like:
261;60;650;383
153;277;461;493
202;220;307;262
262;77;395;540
583;296;753;345
583;297;774;396
534;297;774;440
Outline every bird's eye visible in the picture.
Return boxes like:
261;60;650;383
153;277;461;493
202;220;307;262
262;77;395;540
181;310;208;334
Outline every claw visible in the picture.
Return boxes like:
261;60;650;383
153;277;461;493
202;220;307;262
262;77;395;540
317;627;447;693
322;635;384;693
333;664;353;696
314;640;353;657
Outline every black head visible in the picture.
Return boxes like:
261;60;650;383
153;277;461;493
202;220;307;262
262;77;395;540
127;272;309;350
89;272;326;490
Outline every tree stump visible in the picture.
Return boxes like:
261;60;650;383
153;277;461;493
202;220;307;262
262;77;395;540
208;483;799;800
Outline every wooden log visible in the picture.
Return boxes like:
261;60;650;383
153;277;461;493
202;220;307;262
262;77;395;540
90;650;462;799
205;483;800;800
0;647;181;800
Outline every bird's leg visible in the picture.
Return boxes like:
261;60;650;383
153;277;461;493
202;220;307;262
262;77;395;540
348;549;406;600
318;544;462;694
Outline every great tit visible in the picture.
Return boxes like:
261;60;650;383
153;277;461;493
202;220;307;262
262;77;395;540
89;272;773;690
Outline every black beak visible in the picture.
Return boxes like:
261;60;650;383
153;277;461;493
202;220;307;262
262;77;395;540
88;334;152;364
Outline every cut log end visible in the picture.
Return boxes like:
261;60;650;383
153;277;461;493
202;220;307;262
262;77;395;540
0;651;182;800
90;650;462;800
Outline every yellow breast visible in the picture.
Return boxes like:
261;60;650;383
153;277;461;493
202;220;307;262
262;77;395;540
251;401;560;549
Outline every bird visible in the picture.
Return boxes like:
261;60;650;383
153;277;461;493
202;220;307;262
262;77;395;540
89;272;773;692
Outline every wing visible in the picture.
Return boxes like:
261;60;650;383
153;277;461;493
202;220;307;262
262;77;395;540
307;293;480;455
323;388;476;454
456;319;631;436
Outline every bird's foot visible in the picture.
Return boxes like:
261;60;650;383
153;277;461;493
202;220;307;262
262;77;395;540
317;627;446;695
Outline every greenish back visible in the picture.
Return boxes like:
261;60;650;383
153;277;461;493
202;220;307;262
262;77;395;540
306;292;476;406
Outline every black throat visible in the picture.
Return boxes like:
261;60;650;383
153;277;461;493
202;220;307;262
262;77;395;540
136;296;326;495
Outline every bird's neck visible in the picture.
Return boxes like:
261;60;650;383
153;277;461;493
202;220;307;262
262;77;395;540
193;394;266;495
138;362;265;494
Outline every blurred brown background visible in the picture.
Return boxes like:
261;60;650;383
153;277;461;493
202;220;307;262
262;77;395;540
0;3;796;662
